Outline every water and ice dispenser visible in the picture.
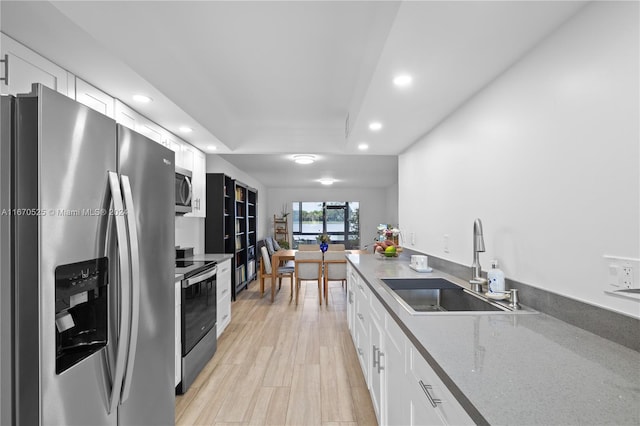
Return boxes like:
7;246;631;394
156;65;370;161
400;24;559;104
54;258;109;374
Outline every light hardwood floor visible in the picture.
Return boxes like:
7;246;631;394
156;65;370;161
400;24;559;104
175;277;378;426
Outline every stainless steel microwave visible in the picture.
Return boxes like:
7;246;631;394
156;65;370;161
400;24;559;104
175;166;193;214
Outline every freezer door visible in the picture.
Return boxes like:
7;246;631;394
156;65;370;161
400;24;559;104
117;125;175;425
13;85;117;425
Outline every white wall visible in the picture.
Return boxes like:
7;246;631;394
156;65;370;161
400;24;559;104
399;1;639;317
267;185;398;249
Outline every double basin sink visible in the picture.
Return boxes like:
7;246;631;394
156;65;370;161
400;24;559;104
381;277;522;314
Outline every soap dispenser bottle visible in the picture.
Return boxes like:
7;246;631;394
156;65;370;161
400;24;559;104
487;260;505;294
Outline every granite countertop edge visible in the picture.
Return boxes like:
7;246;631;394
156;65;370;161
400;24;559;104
347;253;640;426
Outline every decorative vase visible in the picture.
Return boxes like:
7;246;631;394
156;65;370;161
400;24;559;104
320;242;328;252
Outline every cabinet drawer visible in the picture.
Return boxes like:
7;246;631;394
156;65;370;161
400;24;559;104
410;345;473;425
217;293;231;338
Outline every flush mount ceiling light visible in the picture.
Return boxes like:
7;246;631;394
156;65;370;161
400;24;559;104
369;122;382;131
132;94;152;103
393;74;413;87
293;154;316;165
358;143;369;151
179;126;193;133
318;178;335;185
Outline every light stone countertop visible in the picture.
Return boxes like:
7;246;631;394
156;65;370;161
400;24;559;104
347;253;640;425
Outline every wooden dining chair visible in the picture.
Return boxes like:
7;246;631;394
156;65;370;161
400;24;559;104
294;250;323;305
323;251;347;304
260;246;295;301
297;244;319;251
327;243;346;251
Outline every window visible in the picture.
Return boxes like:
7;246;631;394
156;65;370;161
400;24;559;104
291;201;360;249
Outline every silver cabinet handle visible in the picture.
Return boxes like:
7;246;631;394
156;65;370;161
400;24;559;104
357;313;364;321
357;347;363;356
419;380;442;408
377;351;385;374
223;314;229;320
372;345;379;368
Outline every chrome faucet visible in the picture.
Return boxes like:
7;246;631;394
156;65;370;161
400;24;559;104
470;218;488;292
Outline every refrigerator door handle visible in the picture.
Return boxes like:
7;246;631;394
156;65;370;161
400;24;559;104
119;175;140;404
106;171;132;414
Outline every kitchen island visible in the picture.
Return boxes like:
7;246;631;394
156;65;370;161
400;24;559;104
347;253;640;425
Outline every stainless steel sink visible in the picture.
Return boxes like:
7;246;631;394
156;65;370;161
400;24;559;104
381;278;512;313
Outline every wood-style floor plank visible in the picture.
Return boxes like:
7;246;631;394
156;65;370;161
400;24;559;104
175;277;377;426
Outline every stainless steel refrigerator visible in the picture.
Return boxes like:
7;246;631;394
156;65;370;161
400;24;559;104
0;84;175;425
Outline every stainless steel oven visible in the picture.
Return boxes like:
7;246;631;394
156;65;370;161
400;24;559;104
177;261;217;394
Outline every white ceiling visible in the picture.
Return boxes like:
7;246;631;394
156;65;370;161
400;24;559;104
0;1;586;188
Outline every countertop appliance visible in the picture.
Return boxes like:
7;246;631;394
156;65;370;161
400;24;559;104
175;258;218;394
0;85;175;425
175;166;193;214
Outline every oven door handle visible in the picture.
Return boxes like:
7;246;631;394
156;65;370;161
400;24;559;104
183;266;217;288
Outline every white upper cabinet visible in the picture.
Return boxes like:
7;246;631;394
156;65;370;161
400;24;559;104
115;100;141;132
75;78;114;118
115;100;162;144
190;149;206;217
136;115;163;144
1;33;72;97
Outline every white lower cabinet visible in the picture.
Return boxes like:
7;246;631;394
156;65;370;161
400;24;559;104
409;343;474;425
385;315;411;426
347;263;357;333
217;259;232;337
347;267;474;426
369;304;384;422
175;279;182;388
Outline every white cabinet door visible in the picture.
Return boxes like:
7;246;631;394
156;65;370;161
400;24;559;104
1;34;71;97
75;78;114;118
136;115;163;144
115;100;138;131
175;279;182;388
347;264;357;335
354;278;370;385
369;308;384;423
216;259;232;336
190;150;206;217
385;315;411;426
409;343;474;426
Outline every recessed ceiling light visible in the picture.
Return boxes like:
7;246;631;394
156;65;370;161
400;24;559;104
133;94;152;103
318;178;335;185
393;74;413;87
207;145;217;151
369;122;382;131
293;154;316;165
358;143;369;151
179;126;193;133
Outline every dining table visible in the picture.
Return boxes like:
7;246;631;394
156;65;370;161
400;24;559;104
269;248;369;303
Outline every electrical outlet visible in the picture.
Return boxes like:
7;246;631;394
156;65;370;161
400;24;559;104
604;256;640;291
621;266;633;288
444;234;449;253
